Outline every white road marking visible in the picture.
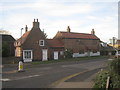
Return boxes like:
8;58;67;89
2;74;40;82
0;78;11;81
16;75;40;80
108;59;114;61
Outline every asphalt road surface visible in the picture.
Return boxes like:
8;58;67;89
2;57;108;88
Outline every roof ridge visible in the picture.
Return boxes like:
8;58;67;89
59;31;91;35
15;30;31;44
59;31;99;40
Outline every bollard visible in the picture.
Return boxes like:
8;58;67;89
18;61;24;72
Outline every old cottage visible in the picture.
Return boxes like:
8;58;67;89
14;19;64;62
14;19;100;62
54;26;100;57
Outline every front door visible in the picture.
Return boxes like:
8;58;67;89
87;51;90;56
54;51;58;60
42;49;48;61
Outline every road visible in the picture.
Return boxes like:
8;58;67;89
2;57;108;88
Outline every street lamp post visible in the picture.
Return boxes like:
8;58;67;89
21;28;23;61
18;28;24;72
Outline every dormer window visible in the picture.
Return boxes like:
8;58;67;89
39;40;44;46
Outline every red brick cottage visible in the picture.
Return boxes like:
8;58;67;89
14;19;100;62
14;19;64;62
54;26;100;57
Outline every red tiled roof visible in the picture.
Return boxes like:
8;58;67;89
47;39;64;48
59;32;99;40
15;31;31;44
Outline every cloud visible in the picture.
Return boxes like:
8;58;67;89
0;1;118;43
0;1;94;39
0;1;94;17
2;14;35;38
43;4;93;16
80;16;118;42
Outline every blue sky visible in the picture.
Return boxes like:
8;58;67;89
0;0;119;43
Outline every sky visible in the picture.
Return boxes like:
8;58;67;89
0;0;119;43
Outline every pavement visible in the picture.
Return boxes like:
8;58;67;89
1;57;108;88
50;68;102;88
54;82;94;88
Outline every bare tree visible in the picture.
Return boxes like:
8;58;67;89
0;30;10;35
42;29;48;38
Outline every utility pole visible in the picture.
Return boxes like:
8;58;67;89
21;28;23;61
18;28;24;72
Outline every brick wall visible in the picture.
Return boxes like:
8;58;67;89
22;28;48;61
61;38;100;53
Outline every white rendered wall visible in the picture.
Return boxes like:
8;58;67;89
90;51;100;56
73;52;100;57
73;52;87;57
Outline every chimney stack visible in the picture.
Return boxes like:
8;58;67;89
33;19;40;28
67;26;70;33
91;28;95;35
25;25;28;32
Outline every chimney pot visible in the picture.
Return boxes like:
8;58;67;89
91;28;95;35
67;26;70;33
25;25;28;32
33;19;40;28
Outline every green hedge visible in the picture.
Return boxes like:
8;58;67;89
94;70;120;88
93;59;120;88
108;58;120;74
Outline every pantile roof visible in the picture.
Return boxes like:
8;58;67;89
15;31;30;44
47;39;64;48
59;32;99;40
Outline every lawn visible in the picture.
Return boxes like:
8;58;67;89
31;56;109;65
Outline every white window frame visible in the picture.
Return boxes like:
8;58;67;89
60;51;64;55
39;40;45;46
23;50;33;60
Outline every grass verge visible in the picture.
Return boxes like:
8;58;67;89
31;56;109;65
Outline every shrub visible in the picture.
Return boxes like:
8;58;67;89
93;58;120;88
94;70;120;88
94;70;109;88
108;58;120;74
64;49;73;58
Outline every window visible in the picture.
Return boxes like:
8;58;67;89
23;50;32;59
60;51;64;55
39;40;44;46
